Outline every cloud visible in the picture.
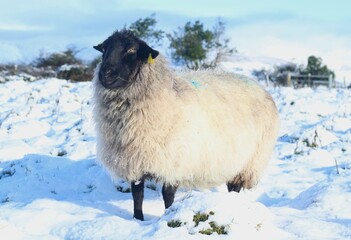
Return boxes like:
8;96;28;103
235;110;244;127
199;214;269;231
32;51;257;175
0;24;52;32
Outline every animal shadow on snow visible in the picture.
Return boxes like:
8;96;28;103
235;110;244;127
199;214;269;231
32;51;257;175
0;154;146;220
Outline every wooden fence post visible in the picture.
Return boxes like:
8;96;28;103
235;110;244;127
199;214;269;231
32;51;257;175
264;72;269;87
328;74;333;89
286;72;291;87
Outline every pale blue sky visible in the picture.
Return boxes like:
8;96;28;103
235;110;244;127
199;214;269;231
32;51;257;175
0;0;350;78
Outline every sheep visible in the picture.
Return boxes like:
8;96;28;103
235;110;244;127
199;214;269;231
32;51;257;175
92;30;280;221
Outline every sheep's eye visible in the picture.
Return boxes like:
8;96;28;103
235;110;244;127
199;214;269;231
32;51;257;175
127;47;137;54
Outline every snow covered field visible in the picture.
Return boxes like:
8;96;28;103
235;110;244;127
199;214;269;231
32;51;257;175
0;75;350;239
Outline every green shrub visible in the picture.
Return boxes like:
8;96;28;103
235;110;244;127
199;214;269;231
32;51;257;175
193;212;210;227
33;47;82;69
57;65;93;82
199;221;228;235
167;220;183;228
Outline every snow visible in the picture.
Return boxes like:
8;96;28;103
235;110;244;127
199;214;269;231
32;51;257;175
220;53;290;78
0;73;350;239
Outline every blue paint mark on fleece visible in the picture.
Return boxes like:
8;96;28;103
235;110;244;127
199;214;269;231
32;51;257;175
191;80;202;89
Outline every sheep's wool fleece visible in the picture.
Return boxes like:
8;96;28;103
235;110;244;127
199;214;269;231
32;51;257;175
93;56;279;188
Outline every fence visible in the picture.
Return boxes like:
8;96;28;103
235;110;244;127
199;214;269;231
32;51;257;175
285;72;334;89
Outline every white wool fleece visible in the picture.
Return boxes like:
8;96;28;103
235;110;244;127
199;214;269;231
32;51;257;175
93;55;279;189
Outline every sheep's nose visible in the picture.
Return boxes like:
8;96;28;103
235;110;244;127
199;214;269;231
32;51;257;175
104;69;112;76
101;63;115;75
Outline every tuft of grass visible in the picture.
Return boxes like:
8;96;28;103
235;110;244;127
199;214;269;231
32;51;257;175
294;149;304;155
199;228;213;235
167;220;183;228
199;221;228;235
255;223;263;231
302;138;318;148
57;149;67;157
193;212;209;227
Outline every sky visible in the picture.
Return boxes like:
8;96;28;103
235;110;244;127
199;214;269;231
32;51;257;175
0;0;350;80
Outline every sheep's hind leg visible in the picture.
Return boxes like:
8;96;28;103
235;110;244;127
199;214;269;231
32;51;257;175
227;174;246;192
162;184;178;209
131;180;145;221
226;181;243;192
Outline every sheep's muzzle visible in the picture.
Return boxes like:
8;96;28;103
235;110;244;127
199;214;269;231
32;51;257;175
99;70;129;89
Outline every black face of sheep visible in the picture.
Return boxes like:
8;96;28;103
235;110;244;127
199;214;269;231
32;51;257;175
94;30;159;89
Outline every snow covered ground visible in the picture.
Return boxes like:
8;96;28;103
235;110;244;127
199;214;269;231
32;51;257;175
0;75;350;239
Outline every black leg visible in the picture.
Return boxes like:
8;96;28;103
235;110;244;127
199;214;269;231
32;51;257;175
226;182;243;192
227;173;247;193
162;184;178;209
131;180;144;220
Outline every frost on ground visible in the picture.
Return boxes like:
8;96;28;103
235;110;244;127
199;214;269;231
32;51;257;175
0;78;350;239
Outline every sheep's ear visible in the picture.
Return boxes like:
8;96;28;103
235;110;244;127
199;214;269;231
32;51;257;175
150;48;159;59
138;41;159;61
93;43;104;53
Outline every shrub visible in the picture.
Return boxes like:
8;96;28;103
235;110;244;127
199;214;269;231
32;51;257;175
167;19;235;70
301;55;335;78
167;220;183;228
89;56;101;70
254;55;335;86
26;47;96;82
271;63;302;85
33;47;82;70
199;221;228;235
193;212;210;227
57;64;92;82
127;13;164;47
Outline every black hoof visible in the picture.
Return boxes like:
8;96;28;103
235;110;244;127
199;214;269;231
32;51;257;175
227;182;242;192
133;210;144;221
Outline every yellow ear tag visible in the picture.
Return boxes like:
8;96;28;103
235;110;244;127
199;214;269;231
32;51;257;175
147;53;155;64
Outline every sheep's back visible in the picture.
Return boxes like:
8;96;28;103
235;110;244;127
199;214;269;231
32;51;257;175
157;71;279;188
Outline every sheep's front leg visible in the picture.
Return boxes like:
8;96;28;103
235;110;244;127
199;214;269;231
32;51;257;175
131;180;144;220
162;184;178;209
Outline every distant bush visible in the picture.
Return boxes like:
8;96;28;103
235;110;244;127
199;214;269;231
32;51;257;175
271;63;303;85
167;19;235;70
126;13;164;47
27;47;93;82
301;55;335;78
252;63;302;86
0;63;55;83
33;47;82;70
254;55;335;86
57;64;92;82
89;56;101;71
0;47;96;83
252;69;268;82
